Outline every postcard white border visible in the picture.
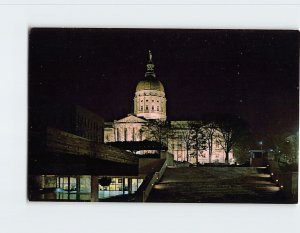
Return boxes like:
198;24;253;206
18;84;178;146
0;2;299;233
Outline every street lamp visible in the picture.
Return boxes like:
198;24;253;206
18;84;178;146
259;141;263;150
258;141;263;159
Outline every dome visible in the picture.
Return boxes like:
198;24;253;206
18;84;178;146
136;79;165;92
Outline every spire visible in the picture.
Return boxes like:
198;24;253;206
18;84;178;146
145;50;156;78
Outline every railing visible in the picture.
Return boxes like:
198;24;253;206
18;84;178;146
135;154;171;202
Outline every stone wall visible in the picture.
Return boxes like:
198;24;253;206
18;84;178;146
46;127;138;165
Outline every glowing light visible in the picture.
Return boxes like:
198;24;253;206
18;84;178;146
264;186;280;192
254;174;271;178
276;179;278;182
280;185;284;189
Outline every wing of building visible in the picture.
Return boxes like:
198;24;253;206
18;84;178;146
104;50;234;164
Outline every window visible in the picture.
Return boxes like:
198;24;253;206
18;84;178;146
141;106;143;111
146;105;148;110
152;100;154;102
146;99;148;102
152;105;154;111
157;106;159;111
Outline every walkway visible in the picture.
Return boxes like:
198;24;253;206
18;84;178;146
147;167;287;203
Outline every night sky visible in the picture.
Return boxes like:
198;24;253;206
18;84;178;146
29;28;299;137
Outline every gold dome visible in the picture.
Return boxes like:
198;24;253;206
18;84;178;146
136;50;165;92
136;79;165;92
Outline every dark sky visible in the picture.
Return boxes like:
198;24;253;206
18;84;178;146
29;28;299;137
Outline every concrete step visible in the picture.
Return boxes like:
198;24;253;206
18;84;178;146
147;167;285;203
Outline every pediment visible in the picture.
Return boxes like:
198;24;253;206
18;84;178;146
115;115;148;124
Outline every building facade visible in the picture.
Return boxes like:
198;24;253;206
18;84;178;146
104;51;234;164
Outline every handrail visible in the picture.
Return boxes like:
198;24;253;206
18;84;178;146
142;157;168;202
135;154;171;202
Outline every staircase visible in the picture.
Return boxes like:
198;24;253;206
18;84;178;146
147;167;286;203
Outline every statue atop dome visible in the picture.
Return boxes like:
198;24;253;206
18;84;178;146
134;50;166;120
145;50;156;78
149;50;152;62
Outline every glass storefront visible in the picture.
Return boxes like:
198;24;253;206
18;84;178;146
98;177;143;199
37;175;143;201
57;177;76;191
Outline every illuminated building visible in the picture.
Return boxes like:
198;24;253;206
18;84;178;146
104;51;234;164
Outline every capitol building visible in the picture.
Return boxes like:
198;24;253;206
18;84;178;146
104;51;234;164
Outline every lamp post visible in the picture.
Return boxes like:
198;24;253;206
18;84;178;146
259;141;263;150
259;141;263;159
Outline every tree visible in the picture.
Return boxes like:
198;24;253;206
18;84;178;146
203;123;218;164
214;114;250;164
233;138;252;164
98;177;112;187
146;119;170;154
265;131;299;166
190;121;207;165
172;121;194;162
